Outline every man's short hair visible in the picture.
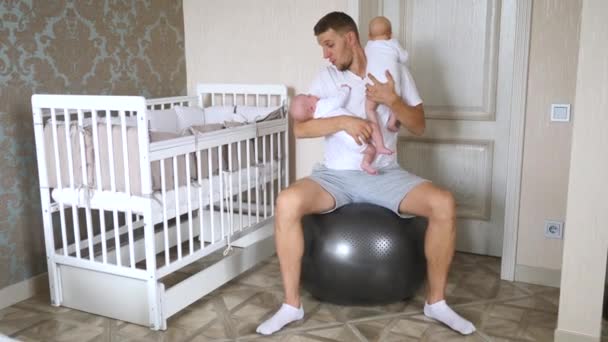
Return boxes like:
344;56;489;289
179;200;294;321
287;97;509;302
313;11;359;40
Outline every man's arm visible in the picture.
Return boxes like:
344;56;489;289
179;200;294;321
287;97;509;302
366;71;425;136
294;115;374;146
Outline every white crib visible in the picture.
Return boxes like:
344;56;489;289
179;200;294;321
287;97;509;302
32;83;288;330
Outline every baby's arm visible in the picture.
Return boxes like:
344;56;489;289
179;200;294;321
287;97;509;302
393;39;409;64
325;85;351;110
398;47;409;64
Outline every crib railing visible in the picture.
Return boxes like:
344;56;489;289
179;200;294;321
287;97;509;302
148;120;287;277
33;93;287;282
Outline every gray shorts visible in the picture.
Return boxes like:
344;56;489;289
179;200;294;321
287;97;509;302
309;164;429;218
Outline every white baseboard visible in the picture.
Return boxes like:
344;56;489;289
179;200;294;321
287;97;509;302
514;264;561;288
0;273;49;310
554;329;600;342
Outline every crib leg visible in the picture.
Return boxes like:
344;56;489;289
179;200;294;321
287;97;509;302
45;258;62;306
40;189;62;306
146;279;163;330
143;205;164;330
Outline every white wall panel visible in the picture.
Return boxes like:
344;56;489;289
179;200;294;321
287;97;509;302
398;138;493;220
403;0;500;120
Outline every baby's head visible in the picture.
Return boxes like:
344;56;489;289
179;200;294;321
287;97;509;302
368;16;392;40
289;94;319;122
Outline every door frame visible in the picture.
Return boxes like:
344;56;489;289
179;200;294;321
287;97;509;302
347;0;533;281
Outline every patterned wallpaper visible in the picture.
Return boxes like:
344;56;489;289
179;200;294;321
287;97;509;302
0;0;186;289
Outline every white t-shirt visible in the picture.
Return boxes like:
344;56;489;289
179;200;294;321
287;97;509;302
309;63;422;170
313;86;368;162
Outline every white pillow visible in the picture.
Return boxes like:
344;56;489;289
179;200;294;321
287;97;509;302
202;105;282;124
175;105;205;130
147;109;178;133
233;105;281;123
202;105;234;124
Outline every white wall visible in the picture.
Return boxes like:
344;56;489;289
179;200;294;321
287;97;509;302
555;0;608;340
515;0;582;284
183;0;349;180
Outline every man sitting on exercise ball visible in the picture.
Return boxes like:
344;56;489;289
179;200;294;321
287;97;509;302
257;11;476;336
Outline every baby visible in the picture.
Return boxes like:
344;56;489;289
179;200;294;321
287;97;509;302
365;16;409;133
290;85;390;175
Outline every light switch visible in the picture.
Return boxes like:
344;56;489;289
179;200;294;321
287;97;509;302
551;104;571;122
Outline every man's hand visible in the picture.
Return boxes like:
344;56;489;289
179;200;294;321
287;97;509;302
366;71;399;106
342;116;373;145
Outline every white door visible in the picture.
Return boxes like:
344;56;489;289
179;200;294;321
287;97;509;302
390;0;517;256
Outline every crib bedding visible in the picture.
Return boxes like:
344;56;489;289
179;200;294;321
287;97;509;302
43;106;282;196
43;122;209;195
50;161;279;223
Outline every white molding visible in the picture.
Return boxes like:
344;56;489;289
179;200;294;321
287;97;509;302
501;0;533;281
347;0;360;26
0;273;49;310
554;330;601;342
514;264;561;288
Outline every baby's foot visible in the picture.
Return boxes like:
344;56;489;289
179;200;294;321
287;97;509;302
361;163;378;175
375;147;394;155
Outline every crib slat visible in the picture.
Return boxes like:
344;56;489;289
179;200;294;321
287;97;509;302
196;150;204;247
224;144;234;236
161;161;170;266
237;140;243;231
91;111;108;264
246;139;252;227
173;156;182;260
284;127;290;188
277;131;282;193
208;148;215;244
254;136;260;223
219;145;225;241
50;108;69;256
63;108;82;259
186;153;194;255
120;111;136;268
270;133;275;216
105;112;122;266
263;135;268;219
77;109;95;261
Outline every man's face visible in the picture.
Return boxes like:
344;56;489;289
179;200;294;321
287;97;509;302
317;29;353;71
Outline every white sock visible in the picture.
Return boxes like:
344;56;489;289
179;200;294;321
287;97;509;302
423;300;476;335
256;303;304;335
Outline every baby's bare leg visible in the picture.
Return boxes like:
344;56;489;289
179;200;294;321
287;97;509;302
360;144;378;175
365;99;393;155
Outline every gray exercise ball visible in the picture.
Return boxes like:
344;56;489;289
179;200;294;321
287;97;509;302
301;203;427;305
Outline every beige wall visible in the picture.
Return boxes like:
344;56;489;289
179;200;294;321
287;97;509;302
515;0;582;274
555;0;608;339
183;0;350;180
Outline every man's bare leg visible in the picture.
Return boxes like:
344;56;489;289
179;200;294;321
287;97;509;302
257;179;335;335
399;182;475;335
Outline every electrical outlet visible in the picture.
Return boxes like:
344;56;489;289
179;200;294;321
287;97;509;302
544;220;564;239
